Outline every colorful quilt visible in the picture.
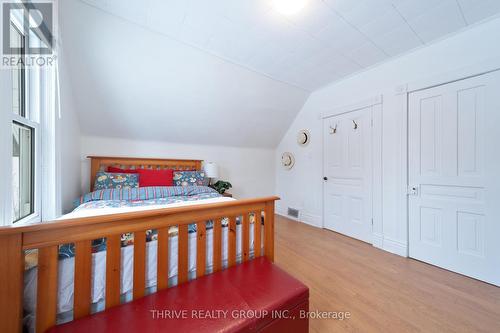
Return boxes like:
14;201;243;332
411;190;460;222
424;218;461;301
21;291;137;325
59;186;257;259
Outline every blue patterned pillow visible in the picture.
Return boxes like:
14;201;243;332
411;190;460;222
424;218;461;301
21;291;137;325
93;171;139;190
173;171;209;186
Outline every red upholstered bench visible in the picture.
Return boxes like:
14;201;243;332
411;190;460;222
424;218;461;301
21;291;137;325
47;257;309;333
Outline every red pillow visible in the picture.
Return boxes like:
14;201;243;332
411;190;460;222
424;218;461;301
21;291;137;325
107;166;139;174
137;169;173;187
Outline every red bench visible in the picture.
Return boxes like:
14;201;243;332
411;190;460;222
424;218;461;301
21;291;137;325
47;257;309;333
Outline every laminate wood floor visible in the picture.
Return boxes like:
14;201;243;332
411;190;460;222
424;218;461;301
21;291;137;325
274;215;500;333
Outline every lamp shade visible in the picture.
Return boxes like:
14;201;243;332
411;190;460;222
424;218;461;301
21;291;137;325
204;162;219;178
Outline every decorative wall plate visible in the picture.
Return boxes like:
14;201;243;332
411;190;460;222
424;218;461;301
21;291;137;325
281;152;295;170
297;129;310;146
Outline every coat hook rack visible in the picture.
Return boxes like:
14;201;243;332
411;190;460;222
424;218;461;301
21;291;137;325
329;124;337;134
352;120;358;130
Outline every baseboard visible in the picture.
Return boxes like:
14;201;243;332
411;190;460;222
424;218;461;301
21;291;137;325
381;237;408;257
276;212;300;223
275;212;322;228
300;212;322;228
372;232;384;249
277;209;407;255
371;233;407;257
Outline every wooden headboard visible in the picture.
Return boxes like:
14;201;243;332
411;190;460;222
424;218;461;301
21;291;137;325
88;156;203;191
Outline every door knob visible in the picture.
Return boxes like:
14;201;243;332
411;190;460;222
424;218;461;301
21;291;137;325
408;185;419;196
323;177;328;181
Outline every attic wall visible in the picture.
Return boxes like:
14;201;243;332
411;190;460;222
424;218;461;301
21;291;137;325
80;135;276;199
59;46;82;214
59;0;309;149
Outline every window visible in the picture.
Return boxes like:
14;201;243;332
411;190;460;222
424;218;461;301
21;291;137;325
11;23;25;117
12;122;34;221
10;19;40;223
0;5;56;226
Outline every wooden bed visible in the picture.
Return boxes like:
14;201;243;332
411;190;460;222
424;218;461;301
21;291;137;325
0;156;278;333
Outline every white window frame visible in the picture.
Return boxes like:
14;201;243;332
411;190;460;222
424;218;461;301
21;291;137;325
4;10;43;225
0;1;58;226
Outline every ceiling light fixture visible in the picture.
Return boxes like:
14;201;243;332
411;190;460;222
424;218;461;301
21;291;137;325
271;0;308;16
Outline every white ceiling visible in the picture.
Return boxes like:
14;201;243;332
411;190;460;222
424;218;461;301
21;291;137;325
77;0;500;90
59;0;310;148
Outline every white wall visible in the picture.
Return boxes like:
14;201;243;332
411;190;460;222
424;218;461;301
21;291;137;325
276;17;500;256
80;136;276;200
60;0;309;149
58;47;82;214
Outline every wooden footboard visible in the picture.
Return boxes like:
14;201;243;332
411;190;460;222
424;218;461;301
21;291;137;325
0;196;278;333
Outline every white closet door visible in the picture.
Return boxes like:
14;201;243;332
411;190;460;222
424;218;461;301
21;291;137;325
323;106;373;243
408;71;500;286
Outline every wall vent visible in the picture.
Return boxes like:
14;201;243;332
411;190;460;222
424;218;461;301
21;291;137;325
287;207;299;219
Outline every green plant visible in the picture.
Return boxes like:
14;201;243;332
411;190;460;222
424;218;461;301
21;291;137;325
210;180;232;194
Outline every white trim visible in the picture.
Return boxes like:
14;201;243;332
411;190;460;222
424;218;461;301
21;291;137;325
276;212;301;223
400;91;409;259
300;212;322;228
406;56;500;93
11;87;42;225
14;212;40;225
372;232;408;257
12;113;37;128
372;104;383;243
41;64;59;220
275;212;322;228
0;69;12;225
395;84;408;96
382;237;408;257
372;232;384;249
321;94;383;119
276;203;322;228
321;110;325;229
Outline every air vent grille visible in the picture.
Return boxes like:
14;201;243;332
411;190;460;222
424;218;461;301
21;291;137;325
287;207;299;219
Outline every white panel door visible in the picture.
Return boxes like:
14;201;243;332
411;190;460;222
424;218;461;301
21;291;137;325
409;71;500;286
323;106;373;243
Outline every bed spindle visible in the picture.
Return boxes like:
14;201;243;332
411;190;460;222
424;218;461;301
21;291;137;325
228;216;237;267
254;212;262;258
242;214;250;262
178;224;189;284
74;240;92;319
213;219;222;272
133;231;146;299
157;227;169;290
105;234;121;309
264;203;275;262
36;246;59;333
196;222;207;278
0;234;23;333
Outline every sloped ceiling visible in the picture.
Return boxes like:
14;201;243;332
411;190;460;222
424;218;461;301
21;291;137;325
75;0;500;90
61;0;500;147
59;0;310;148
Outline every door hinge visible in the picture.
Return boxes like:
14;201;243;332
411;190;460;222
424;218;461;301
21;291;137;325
371;218;374;226
371;118;374;127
